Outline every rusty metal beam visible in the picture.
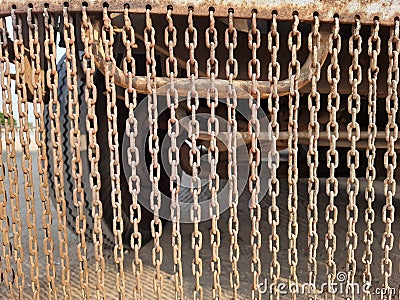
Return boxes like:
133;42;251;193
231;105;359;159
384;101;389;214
1;0;399;25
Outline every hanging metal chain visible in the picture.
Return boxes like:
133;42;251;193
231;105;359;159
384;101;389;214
267;12;281;300
6;9;26;299
206;8;221;299
103;6;126;299
63;6;90;298
122;6;143;300
248;10;261;300
288;13;301;299
145;7;163;298
81;6;106;299
44;7;72;298
0;17;15;297
363;18;380;300
165;7;183;300
186;7;203;300
346;18;361;299
306;14;320;299
381;17;398;296
225;8;240;299
325;15;340;299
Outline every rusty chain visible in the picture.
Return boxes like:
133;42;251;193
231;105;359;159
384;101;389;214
288;13;301;299
185;7;203;300
0;17;16;297
206;8;222;299
225;8;240;299
103;6;127;298
307;14;320;299
346;18;361;299
381;17;398;297
325;15;340;299
267;11;281;300
144;7;164;298
122;6;144;300
165;6;184;300
362;18;380;300
63;6;90;298
248;10;261;300
7;8;25;299
81;6;106;299
44;7;72;298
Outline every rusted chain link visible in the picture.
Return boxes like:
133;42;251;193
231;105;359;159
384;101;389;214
288;13;301;299
346;18;361;299
267;11;281;300
225;8;240;299
63;6;90;298
186;7;203;300
206;8;221;299
144;7;164;298
363;18;380;300
381;17;398;297
307;14;320;299
103;6;126;299
81;6;106;299
122;6;143;300
325;15;340;299
248;10;261;300
0;16;16;298
165;6;183;300
44;7;72;298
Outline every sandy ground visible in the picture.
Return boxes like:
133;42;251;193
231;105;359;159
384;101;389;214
0;139;400;299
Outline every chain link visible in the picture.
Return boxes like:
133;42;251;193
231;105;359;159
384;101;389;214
0;16;16;297
63;6;90;298
325;15;340;299
381;17;399;296
164;7;184;300
362;18;380;300
248;10;261;300
267;11;281;300
81;6;106;299
225;8;240;299
44;7;72;298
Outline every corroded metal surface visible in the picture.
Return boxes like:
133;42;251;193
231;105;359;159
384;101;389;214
0;0;399;25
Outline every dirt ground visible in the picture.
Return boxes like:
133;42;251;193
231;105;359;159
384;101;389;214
1;147;400;299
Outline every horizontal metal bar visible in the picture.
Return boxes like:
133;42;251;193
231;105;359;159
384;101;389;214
1;0;399;25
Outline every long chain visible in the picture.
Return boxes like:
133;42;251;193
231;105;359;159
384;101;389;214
122;6;143;300
267;12;281;300
346;18;361;299
225;8;240;299
248;10;261;300
325;16;340;299
63;6;90;298
381;17;399;297
362;18;380;300
206;8;221;299
288;13;301;299
44;7;72;298
102;6;126;298
144;7;163;298
7;9;26;299
0;17;16;297
307;14;320;299
81;6;106;299
185;8;203;300
165;7;183;300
